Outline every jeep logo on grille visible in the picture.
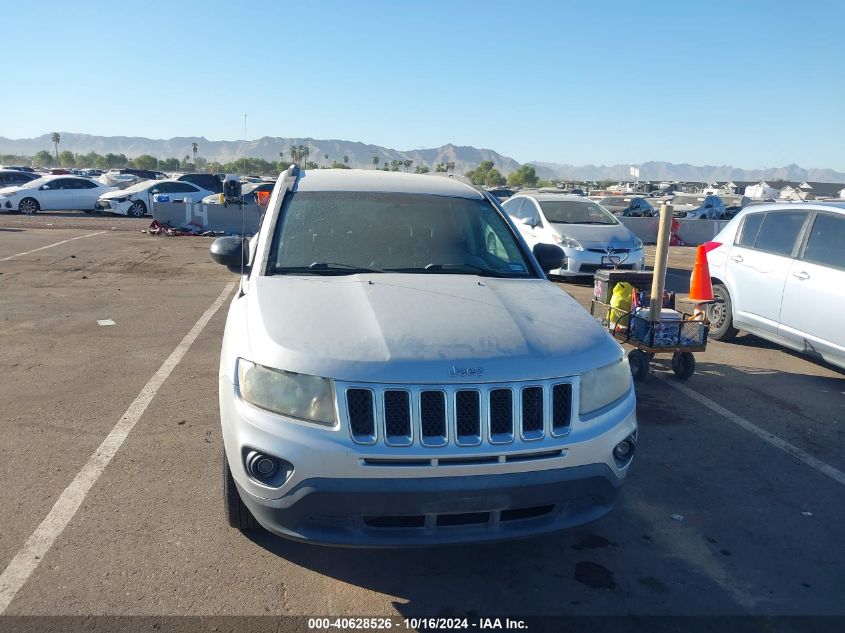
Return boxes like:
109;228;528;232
448;365;485;378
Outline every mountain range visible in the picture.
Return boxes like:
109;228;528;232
2;133;844;184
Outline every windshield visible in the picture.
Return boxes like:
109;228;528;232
539;200;619;225
119;180;156;193
270;191;533;277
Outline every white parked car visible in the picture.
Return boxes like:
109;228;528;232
501;193;645;277
706;202;845;369
97;180;215;217
0;175;117;214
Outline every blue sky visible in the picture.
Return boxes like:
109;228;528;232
3;0;844;169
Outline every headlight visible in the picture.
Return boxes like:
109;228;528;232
555;234;583;250
111;197;129;203
236;359;336;425
633;237;643;250
579;357;631;415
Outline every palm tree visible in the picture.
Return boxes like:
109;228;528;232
446;161;455;173
403;159;413;172
372;156;379;169
297;144;307;168
289;146;298;164
343;155;349;166
324;153;329;168
191;142;198;169
51;132;61;164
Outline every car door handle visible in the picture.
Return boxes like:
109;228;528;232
792;271;810;280
730;255;743;263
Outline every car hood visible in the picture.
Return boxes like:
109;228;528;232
549;222;636;248
243;274;622;383
0;185;25;197
99;189;135;199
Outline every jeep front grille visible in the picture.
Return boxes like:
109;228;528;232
341;380;574;447
346;389;375;441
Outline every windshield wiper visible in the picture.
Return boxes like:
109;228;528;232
386;263;513;278
310;261;383;272
275;262;384;275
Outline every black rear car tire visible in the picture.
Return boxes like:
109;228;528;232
223;450;259;531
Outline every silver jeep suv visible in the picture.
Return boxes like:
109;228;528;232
210;167;637;545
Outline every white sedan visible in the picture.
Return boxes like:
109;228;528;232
97;180;215;217
0;175;116;214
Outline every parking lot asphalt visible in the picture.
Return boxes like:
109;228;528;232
0;214;843;617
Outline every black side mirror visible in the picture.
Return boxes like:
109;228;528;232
532;243;565;274
210;236;249;274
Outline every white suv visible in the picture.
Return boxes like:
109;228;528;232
706;202;845;369
211;167;638;545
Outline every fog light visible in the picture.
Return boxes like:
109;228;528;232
242;448;292;487
613;434;637;467
245;450;278;479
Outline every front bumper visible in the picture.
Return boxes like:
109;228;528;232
551;249;645;277
1;197;16;211
220;376;636;546
98;199;130;215
239;463;623;546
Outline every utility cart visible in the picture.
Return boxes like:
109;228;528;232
591;269;709;381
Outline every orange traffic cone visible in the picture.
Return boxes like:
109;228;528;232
689;245;715;302
689;245;714;320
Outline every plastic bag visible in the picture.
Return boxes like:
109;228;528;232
609;282;634;328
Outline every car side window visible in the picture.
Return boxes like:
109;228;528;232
736;213;765;247
74;179;97;189
170;183;198;193
752;212;808;257
50;179;72;189
802;213;845;270
152;182;175;193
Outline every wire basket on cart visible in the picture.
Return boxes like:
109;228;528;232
590;300;709;381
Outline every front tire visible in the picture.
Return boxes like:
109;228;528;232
223;450;258;531
19;198;40;215
707;283;738;341
127;200;147;218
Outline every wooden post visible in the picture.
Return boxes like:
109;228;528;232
649;203;673;322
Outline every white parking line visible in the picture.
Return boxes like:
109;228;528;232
655;373;845;487
0;231;106;262
0;281;236;614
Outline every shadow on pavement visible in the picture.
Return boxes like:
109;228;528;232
718;334;845;376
